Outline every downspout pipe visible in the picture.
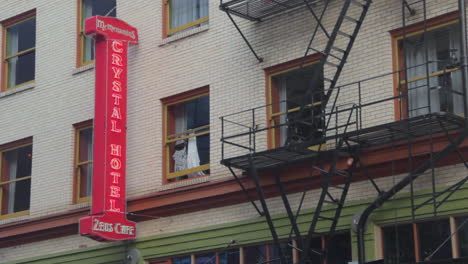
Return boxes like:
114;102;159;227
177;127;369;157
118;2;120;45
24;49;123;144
357;128;468;264
459;0;468;119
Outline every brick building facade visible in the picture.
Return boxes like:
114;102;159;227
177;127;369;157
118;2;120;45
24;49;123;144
1;0;468;263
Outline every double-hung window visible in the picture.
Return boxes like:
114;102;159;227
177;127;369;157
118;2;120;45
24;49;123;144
74;121;93;202
163;88;209;182
0;139;32;219
2;14;36;90
166;0;209;36
78;0;116;66
268;58;324;148
395;15;464;118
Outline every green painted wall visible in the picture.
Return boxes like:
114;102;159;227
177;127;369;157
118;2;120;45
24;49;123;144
5;184;468;264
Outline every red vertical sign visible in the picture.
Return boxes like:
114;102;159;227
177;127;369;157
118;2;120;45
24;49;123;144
79;16;138;241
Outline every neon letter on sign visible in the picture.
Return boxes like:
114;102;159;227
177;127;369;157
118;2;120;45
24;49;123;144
79;16;138;242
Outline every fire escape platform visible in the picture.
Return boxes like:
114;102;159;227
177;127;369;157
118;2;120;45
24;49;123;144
219;0;323;21
220;112;466;171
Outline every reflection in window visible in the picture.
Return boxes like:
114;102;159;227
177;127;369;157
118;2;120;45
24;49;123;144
5;16;36;89
75;125;93;201
458;217;468;257
403;23;464;117
383;224;415;264
418;219;452;260
272;64;324;146
196;252;216;264
270;242;293;264
327;232;352;264
1;144;32;215
80;0;116;63
172;256;191;264
244;245;267;264
219;249;240;264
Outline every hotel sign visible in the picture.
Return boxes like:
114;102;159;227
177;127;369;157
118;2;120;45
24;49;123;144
79;16;138;241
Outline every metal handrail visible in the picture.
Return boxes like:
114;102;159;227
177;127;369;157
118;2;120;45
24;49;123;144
220;62;466;158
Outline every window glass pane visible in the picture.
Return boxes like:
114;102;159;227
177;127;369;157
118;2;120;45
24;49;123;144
244;245;267;264
168;95;210;181
7;46;35;88
418;219;452;261
383;224;415;264
404;23;463;116
186;95;209;130
196;252;216;264
273;64;324;146
6;18;35;55
327;232;352;264
304;237;323;264
78;163;92;198
457;217;468;257
170;0;208;30
219;249;240;264
13;177;31;213
1;145;32;215
269;242;293;264
82;0;116;62
91;0;116;16
78;127;93;198
172;256;191;264
79;128;93;162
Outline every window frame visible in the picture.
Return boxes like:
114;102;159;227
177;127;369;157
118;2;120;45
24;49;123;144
391;11;460;120
265;54;323;149
150;240;298;264
0;137;32;220
380;217;462;262
1;10;36;91
73;120;93;203
162;86;210;183
163;0;209;38
76;0;116;67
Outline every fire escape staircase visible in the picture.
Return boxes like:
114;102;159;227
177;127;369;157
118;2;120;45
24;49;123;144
219;0;373;263
221;0;468;263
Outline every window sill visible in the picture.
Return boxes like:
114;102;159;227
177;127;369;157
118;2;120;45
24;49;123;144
72;62;95;75
0;82;35;98
160;174;210;191
0;210;29;221
160;24;209;46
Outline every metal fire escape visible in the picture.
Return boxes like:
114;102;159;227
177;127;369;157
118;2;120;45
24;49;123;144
219;0;468;264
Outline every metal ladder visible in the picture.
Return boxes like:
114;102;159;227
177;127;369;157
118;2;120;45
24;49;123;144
298;107;360;264
290;0;372;147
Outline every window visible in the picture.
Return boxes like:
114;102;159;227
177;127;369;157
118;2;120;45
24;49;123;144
2;12;36;91
74;121;93;202
457;217;468;257
163;87;209;183
0;138;32;219
269;241;294;264
78;0;116;66
382;219;453;263
266;56;324;148
218;249;240;264
297;233;351;264
195;252;215;264
393;13;465;118
164;0;209;37
172;256;191;264
244;245;267;264
154;241;295;264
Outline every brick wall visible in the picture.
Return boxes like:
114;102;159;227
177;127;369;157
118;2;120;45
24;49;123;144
0;0;467;262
